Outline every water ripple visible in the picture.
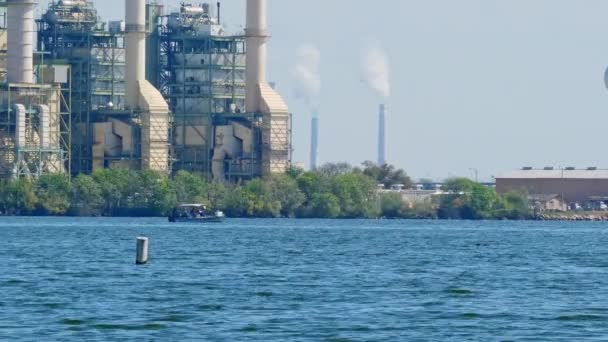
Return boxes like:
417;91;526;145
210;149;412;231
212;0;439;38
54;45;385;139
1;217;608;340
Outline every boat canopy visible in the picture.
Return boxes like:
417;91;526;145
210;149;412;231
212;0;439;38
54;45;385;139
176;204;207;208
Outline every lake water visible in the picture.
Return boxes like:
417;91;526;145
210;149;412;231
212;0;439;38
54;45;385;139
1;218;608;341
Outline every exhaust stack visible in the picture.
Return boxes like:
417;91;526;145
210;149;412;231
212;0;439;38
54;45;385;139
7;0;36;84
310;115;319;170
378;104;386;166
245;0;268;112
125;0;146;108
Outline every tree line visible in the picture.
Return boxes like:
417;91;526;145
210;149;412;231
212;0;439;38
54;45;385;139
0;162;532;219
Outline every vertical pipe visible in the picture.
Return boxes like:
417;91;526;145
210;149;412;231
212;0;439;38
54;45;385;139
13;104;26;148
310;115;319;170
378;104;386;166
245;0;267;113
125;0;146;108
36;105;50;148
7;0;36;84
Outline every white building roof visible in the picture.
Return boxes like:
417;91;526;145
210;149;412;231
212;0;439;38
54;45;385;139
497;169;608;180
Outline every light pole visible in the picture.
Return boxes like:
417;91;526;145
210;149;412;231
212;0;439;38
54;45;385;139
469;168;479;183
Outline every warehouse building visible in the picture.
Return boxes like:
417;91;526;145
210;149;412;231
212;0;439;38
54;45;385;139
496;167;608;205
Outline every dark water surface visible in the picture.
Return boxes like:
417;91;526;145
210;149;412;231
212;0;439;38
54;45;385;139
1;218;608;341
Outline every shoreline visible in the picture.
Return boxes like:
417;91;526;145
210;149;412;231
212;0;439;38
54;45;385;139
2;214;608;222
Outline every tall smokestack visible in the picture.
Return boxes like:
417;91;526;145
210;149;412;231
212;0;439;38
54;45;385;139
217;2;221;25
245;0;268;112
125;0;146;108
310;115;319;170
378;104;386;166
7;0;36;84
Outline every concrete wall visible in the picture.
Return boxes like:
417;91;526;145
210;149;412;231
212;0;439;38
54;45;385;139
496;178;608;203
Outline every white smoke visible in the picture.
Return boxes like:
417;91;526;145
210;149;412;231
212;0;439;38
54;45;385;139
363;47;391;99
293;44;321;109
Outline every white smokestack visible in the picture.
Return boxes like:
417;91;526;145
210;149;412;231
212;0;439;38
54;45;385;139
125;0;147;108
310;115;319;170
7;0;36;84
378;104;386;166
363;47;391;99
246;0;268;112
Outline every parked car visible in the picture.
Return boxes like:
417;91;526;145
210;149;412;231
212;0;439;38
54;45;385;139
571;203;583;211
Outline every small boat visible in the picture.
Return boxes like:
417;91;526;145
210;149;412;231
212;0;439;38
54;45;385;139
168;204;225;223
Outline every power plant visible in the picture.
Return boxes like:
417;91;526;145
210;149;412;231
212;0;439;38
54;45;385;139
0;0;292;181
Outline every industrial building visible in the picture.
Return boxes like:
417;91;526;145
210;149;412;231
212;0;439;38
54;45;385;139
496;167;608;205
37;0;169;174
147;1;290;179
0;0;68;178
0;0;291;181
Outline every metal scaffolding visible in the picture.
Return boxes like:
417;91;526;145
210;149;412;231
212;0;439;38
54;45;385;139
0;83;68;178
37;0;130;175
0;0;6;83
150;3;278;180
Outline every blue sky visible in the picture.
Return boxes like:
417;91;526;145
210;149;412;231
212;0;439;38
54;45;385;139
40;0;608;181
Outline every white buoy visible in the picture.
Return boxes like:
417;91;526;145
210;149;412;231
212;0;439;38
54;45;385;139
136;237;149;265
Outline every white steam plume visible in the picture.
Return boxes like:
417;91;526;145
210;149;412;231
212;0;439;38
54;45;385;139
363;47;391;99
293;44;321;109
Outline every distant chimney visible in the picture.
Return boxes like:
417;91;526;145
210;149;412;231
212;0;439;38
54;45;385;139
310;115;319;170
217;2;221;24
378;104;386;166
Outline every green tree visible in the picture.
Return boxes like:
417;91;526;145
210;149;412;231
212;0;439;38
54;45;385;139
0;178;38;215
316;162;353;177
267;174;305;217
380;192;406;218
331;173;379;218
286;165;305;179
136;170;176;215
462;184;501;219
206;181;228;210
442;177;476;193
223;180;281;218
495;191;532;220
361;161;413;189
439;178;502;219
70;174;103;216
402;201;438;219
92;168;135;215
36;174;71;215
244;179;282;217
309;193;341;218
297;171;328;200
223;186;253;217
172;170;208;204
